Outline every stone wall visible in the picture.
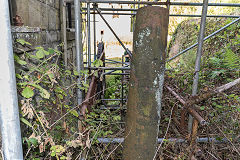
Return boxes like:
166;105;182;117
10;0;77;67
11;0;61;48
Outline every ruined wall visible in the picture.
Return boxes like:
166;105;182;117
11;0;61;49
10;0;77;68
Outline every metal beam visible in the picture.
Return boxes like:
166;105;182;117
62;1;68;67
68;0;240;7
189;0;209;133
82;7;240;18
93;3;97;61
171;2;240;7
74;0;83;105
85;67;130;70
0;0;23;159
97;137;229;143
87;2;91;66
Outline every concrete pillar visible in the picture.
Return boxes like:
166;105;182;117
123;6;169;160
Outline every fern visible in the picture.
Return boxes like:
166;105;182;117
223;47;240;70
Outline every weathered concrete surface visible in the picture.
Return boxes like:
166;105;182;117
123;6;169;160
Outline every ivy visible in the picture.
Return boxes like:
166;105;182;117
21;86;34;98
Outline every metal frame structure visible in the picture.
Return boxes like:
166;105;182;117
60;0;240;145
0;0;239;159
0;0;238;159
62;0;240;75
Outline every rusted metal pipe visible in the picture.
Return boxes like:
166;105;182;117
123;6;169;160
165;86;207;125
165;86;186;105
80;44;105;117
80;76;97;117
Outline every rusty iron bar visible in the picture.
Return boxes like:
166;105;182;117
123;6;169;160
80;43;105;118
185;78;240;107
165;85;186;104
180;109;187;131
165;77;240;126
191;119;199;145
80;76;97;117
189;119;199;158
165;86;207;125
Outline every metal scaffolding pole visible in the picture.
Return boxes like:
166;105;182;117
81;8;240;18
0;0;23;159
93;3;97;61
105;58;129;65
97;137;229;143
87;2;91;66
188;0;209;133
86;67;130;70
89;12;239;18
67;0;240;7
171;2;240;7
74;0;83;105
62;1;68;67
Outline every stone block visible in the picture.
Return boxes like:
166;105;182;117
55;10;60;30
28;0;41;27
55;0;60;9
48;9;57;30
46;31;58;43
47;0;55;8
15;0;29;26
40;4;49;29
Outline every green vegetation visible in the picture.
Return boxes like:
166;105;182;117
163;15;240;159
14;39;125;159
12;5;240;159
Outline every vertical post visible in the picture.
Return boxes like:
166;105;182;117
62;0;68;67
121;56;124;107
188;0;208;133
67;3;72;28
74;0;83;105
93;3;97;61
123;6;169;160
8;0;13;25
87;2;91;67
0;0;23;159
132;0;135;33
